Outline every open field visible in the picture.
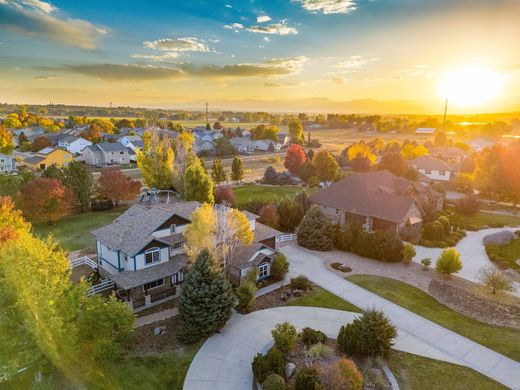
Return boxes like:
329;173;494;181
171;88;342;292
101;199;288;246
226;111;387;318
486;237;520;271
389;350;507;390
347;275;520;362
449;210;520;228
234;184;318;205
32;207;127;252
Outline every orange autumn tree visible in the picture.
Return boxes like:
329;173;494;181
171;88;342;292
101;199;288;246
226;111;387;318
284;144;306;176
98;167;141;207
0;196;30;247
17;178;73;225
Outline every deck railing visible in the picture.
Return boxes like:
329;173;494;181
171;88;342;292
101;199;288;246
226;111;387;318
87;278;115;295
69;256;98;269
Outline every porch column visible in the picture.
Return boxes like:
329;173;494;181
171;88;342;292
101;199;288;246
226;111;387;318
144;294;151;307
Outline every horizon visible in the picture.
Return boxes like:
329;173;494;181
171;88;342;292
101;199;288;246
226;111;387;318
1;0;520;114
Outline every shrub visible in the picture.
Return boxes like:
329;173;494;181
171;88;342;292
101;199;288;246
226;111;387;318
337;309;397;358
352;229;404;262
294;367;320;390
297;205;335;250
482;230;515;246
399;223;421;244
289;276;312;291
300;327;327;347
214;185;236;206
334;222;362;251
437;216;451;235
252;348;285;383
277;196;304;232
420;257;431;270
435;248;462;278
262;373;285;390
272;322;298;354
241;198;270;215
337;358;363;390
423;221;445;241
308;343;334;361
271;253;289;281
235;282;256;313
259;204;281;230
307;175;321;187
401;242;416;264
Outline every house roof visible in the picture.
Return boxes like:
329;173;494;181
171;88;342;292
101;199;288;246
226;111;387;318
38;147;56;155
228;243;272;269
254;222;282;242
411;155;453;171
97;142;128;152
309;170;418;223
24;155;45;165
108;254;188;290
429;146;468;158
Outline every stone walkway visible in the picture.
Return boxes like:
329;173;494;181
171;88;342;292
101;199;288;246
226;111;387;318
135;307;178;327
280;245;520;389
184;306;455;390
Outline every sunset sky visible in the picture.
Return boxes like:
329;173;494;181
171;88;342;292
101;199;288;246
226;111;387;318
1;0;519;113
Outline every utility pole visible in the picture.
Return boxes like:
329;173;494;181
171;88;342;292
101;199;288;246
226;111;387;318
442;98;448;132
205;101;209;125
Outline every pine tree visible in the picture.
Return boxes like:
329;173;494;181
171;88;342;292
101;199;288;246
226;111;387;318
297;205;334;250
231;155;244;183
211;158;227;185
184;159;214;203
63;161;95;213
178;249;235;343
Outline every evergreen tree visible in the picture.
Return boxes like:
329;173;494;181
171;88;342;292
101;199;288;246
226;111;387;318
231;155;244;183
184;159;214;203
297;205;334;250
63;161;95;212
211;158;227;185
178;249;235;343
42;164;65;182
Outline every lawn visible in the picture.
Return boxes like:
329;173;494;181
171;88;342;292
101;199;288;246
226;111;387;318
285;286;361;313
347;275;520;362
109;343;201;390
234;184;318;205
389;350;507;390
32;207;127;252
486;237;520;271
449;210;520;229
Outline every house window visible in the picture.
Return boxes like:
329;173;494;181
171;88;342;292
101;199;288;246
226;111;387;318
145;247;161;265
439;170;445;176
143;278;164;290
258;263;269;279
425;169;431;174
170;224;177;234
171;270;184;285
120;151;124;155
171;241;184;249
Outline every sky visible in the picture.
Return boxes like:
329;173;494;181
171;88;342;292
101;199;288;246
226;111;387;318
0;0;520;113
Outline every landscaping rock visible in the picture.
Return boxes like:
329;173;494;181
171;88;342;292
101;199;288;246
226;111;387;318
153;327;161;336
482;230;515;246
285;362;296;379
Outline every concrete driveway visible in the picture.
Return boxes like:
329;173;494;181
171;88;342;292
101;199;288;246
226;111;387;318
413;227;520;295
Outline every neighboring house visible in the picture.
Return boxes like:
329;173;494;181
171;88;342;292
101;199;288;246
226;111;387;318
119;135;144;152
24;147;73;171
411;155;454;182
56;134;92;154
82;142;131;166
230;137;256;154
415;127;436;135
310;170;444;232
194;139;215;155
92;192;282;310
0;153;15;174
468;137;494;152
428;146;468;164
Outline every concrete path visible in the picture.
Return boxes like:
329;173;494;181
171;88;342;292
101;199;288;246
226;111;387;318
280;245;520;389
414;227;520;296
184;306;455;390
135;307;178;327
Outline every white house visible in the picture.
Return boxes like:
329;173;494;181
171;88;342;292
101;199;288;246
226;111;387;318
118;135;144;152
0;153;15;174
411;155;454;182
57;135;92;154
468;137;494;152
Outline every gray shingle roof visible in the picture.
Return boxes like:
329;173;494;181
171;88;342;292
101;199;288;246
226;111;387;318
411;155;453;171
254;222;281;242
96;142;128;152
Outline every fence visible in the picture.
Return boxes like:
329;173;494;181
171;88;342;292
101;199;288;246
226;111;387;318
69;256;98;269
277;233;297;242
87;278;115;295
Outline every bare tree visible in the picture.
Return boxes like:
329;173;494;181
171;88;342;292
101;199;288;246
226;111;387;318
478;266;515;294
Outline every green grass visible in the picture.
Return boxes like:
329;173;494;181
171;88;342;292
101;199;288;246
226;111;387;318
234;184;318;205
32;207;127;252
285;287;361;313
450;210;520;228
389;350;507;390
347;275;520;362
110;343;201;390
486;237;520;271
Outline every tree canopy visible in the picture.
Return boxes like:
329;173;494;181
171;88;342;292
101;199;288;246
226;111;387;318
136;131;175;189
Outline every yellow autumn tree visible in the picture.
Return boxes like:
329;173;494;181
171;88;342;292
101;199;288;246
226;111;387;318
184;203;216;257
0;126;14;154
136;131;175;189
347;142;377;163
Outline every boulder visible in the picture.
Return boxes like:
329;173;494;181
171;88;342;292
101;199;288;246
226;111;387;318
285;363;296;379
153;327;161;336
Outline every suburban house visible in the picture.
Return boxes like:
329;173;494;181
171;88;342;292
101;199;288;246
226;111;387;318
118;135;144;152
411;155;454;182
53;134;92;154
0;153;15;174
310;170;444;232
428;146;468;164
230;137;280;154
468;137;494;152
24;147;74;171
82;142;131;166
91;191;282;310
194;139;215;155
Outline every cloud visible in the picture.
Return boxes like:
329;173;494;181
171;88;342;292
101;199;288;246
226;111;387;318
246;20;297;35
39;56;308;81
257;15;271;23
131;52;179;62
335;55;378;69
294;0;357;14
143;37;209;53
331;76;346;85
223;22;244;30
0;0;106;49
264;81;304;87
224;4;232;8
34;74;54;80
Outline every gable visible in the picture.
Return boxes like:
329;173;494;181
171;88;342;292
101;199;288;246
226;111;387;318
157;214;190;229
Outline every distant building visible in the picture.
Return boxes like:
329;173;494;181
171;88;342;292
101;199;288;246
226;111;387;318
415;127;436;135
52;134;92;154
468;137;494;152
118;135;144;152
411;155;454;182
0;153;15;174
428;146;468;164
24;147;74;171
82;142;131;166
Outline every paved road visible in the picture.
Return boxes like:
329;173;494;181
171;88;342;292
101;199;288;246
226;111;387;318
279;245;520;389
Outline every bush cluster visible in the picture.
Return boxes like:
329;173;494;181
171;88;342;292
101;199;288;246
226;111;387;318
485;245;510;268
289;276;312;291
308;343;334;360
252;348;285;383
419;216;466;248
317;359;363;390
294;367;320;390
272;322;298;354
300;327;327;347
262;373;286;390
263;166;298;185
271;253;289;281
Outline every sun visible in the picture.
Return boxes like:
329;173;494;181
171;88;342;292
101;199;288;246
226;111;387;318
437;65;504;107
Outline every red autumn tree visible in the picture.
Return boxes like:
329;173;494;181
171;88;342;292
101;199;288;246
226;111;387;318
258;204;280;230
214;185;236;206
284;144;306;176
98;167;141;207
17;178;73;225
31;135;52;152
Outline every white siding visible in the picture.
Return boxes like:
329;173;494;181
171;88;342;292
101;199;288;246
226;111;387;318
134;247;169;270
415;167;451;182
98;242;121;274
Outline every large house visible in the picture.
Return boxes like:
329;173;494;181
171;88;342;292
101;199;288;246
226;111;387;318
310;170;443;232
24;147;74;171
411;155;454;182
468;137;494;152
0;153;15;174
46;133;92;154
92;192;282;310
428;146;468;164
82;142;131;166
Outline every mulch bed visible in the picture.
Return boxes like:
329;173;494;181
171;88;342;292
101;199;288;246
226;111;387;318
128;316;185;356
253;284;317;312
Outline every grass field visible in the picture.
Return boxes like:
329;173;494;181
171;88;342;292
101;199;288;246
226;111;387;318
347;275;520;362
486;237;520;271
285;287;361;313
389;351;507;390
32;207;127;252
234;184;318;205
449;210;520;228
